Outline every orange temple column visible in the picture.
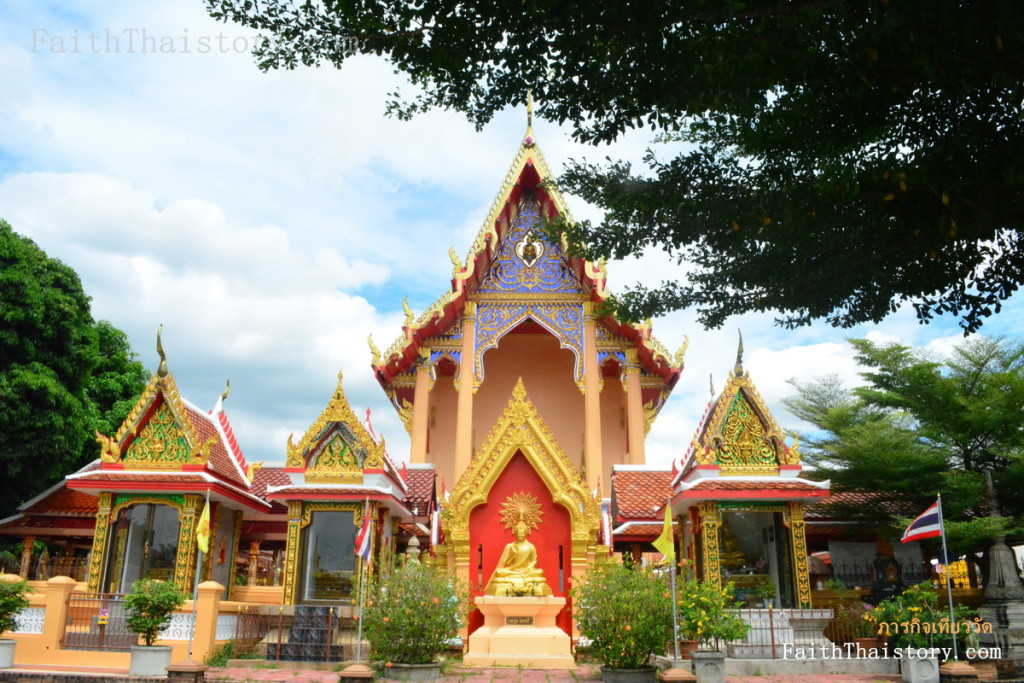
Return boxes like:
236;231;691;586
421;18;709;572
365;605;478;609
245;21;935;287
623;349;646;464
582;302;602;490
410;347;431;464
454;301;477;480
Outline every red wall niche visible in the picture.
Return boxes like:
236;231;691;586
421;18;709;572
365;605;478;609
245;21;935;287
467;451;573;636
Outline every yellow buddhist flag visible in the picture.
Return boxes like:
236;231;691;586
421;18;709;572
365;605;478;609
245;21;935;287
652;502;675;563
196;499;211;554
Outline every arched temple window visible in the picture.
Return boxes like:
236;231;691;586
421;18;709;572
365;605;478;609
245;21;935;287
104;503;181;593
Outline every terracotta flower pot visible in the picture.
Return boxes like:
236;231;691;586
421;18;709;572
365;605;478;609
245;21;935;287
677;640;699;660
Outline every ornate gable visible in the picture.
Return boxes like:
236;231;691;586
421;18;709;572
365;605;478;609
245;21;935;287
477;198;583;296
286;372;385;482
443;378;601;554
691;343;800;474
96;370;214;470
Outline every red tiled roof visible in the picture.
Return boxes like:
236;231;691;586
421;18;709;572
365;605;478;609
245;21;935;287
250;467;291;501
685;481;825;491
266;486;407;503
0;516;96;531
613;470;673;520
614;522;666;539
184;404;248;488
402;468;435;508
23;487;98;516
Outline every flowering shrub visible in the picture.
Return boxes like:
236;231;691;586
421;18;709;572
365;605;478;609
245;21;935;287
363;560;467;664
825;600;876;642
572;559;673;669
866;583;977;651
676;580;749;651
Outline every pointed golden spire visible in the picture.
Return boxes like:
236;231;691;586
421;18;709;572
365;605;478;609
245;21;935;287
526;89;534;130
156;324;168;378
734;330;745;377
710;373;715;397
221;379;230;401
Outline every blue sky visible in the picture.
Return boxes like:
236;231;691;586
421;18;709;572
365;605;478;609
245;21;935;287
3;0;1020;468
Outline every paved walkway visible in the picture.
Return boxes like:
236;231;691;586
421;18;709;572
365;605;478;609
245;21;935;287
205;664;903;683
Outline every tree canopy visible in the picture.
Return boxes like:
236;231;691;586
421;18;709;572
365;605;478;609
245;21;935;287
0;220;147;518
786;336;1024;557
205;0;1024;331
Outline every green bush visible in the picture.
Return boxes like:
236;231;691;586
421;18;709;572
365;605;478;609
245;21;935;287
0;578;32;635
572;559;673;669
124;579;186;646
676;580;750;651
206;639;234;666
363;560;466;664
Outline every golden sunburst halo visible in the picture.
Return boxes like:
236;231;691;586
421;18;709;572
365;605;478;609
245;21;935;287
500;491;543;532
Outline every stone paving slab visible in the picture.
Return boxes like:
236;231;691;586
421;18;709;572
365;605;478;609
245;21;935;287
206;664;905;683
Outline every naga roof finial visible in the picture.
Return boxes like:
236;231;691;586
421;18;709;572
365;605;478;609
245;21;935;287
402;298;415;329
221;379;230;401
156;324;168;378
673;335;689;367
734;329;745;377
710;373;715;397
368;335;382;366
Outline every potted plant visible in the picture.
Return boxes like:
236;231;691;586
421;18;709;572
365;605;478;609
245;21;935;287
363;559;466;680
124;578;186;677
572;559;673;683
676;581;749;683
752;577;776;607
0;576;32;669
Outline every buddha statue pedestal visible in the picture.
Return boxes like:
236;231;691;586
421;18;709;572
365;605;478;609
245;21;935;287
462;596;574;669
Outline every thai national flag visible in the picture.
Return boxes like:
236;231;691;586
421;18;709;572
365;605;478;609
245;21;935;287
355;503;373;561
901;500;942;543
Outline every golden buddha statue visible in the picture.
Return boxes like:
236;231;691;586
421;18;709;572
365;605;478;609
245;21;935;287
484;521;552;597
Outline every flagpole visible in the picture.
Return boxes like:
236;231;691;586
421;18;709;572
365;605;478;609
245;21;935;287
187;488;211;660
670;557;681;663
355;505;373;663
936;493;959;661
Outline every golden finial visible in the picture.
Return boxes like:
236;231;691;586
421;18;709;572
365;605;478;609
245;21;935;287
710;374;715;397
156;324;168;378
734;330;745;377
448;245;462;275
526;89;534;129
368;335;382;366
673;336;690;367
221;379;230;401
402;298;415;328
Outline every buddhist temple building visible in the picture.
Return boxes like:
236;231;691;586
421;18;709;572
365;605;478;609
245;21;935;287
28;113;992;663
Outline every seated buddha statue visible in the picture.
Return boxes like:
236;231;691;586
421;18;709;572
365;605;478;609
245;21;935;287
484;521;552;597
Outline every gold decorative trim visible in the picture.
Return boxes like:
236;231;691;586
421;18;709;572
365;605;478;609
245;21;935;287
300;502;365;529
173;494;204;592
109;495;184;525
443;378;601;565
283;500;302;605
86;492;114;593
472;292;588;303
697;501;722;591
287;371;376;470
787;502;812;608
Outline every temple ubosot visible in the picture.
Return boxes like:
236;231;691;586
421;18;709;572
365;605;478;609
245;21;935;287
15;118;983;664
